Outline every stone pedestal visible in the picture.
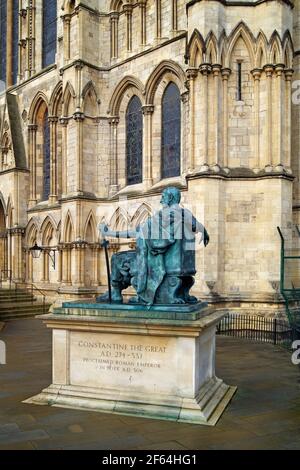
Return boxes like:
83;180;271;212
25;303;236;425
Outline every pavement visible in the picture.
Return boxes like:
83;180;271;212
0;318;299;450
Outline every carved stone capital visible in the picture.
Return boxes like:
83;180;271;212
251;68;262;81
211;64;222;76
275;63;285;77
73;111;85;122
142;105;154;116
108;116;120;126
284;68;294;81
186;67;198;81
199;63;212;75
221;67;231;80
59;117;69;126
48;116;59;124
28;124;38;132
263;64;274;77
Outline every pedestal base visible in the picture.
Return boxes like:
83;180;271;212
24;305;237;426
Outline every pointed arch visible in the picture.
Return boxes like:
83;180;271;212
108;75;144;116
109;207;129;231
0;191;6;212
145;60;187;104
205;32;218;64
40;216;56;246
26;217;39;245
226;22;255;68
282;31;293;68
269;31;283;64
63;211;74;242
131;203;152;228
83;211;97;243
49;81;63;116
187;29;205;67
218;30;227;66
110;0;123;12
62;81;76;116
40;215;57;236
6;196;12;228
255;31;268;68
82;81;100;116
29;91;49;124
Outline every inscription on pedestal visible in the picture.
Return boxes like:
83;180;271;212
70;332;178;393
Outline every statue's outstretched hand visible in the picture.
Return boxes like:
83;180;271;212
204;229;210;247
99;223;109;236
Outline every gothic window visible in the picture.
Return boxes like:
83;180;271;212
12;0;18;84
42;0;57;68
161;82;181;179
0;0;7;85
126;96;143;185
43;110;50;200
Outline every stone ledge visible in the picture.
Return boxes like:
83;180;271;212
24;380;237;426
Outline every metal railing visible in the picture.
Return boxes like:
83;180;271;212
217;313;300;348
0;275;48;315
277;226;300;328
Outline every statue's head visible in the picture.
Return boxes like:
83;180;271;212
160;187;181;207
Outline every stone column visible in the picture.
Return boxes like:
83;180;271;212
212;64;222;166
110;13;119;59
181;91;189;174
61;245;72;286
251;68;262;169
264;64;274;167
6;0;13;87
199;64;212;165
59;118;68;196
155;0;161;40
63;14;72;62
221;68;231;168
18;9;27;82
26;0;35;77
10;228;25;282
123;4;133;53
74;111;85;195
49;116;58;204
138;0;147;46
57;246;62;284
28;124;38;206
91;245;101;286
142;105;154;189
109;117;119;196
275;64;285;167
284;68;293;169
171;0;178;33
73;241;86;287
186;68;198;171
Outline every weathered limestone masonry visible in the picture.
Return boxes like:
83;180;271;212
0;0;298;317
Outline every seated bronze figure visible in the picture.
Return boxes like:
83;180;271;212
98;187;209;306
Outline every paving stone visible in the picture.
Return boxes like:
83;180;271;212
0;318;300;449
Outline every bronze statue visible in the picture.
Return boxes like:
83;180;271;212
98;187;209;306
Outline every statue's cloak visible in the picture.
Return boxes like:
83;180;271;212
135;205;199;305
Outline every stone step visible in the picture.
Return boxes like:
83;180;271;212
0;295;36;303
0;304;51;320
0;303;50;313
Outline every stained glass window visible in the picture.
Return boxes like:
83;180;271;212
42;0;57;68
161;82;181;179
12;0;18;85
126;96;143;185
0;0;7;86
43;110;51;201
